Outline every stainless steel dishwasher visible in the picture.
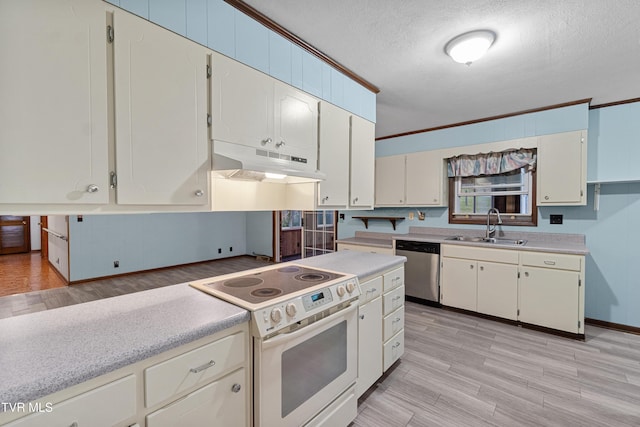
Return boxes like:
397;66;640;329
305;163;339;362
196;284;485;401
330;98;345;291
395;240;440;305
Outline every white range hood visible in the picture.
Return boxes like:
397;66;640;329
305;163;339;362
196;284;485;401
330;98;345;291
211;140;325;183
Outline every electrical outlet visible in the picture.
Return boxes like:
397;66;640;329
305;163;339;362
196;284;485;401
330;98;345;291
408;212;415;220
113;261;119;268
77;215;83;222
550;214;563;224
229;247;233;252
218;248;222;254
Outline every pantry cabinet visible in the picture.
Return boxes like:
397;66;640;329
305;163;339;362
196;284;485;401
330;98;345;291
112;9;210;206
318;102;351;207
537;130;587;206
349;116;376;208
0;0;109;205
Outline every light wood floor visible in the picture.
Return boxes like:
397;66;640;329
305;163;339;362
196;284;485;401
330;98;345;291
2;258;640;426
0;255;270;319
0;252;67;297
354;303;640;427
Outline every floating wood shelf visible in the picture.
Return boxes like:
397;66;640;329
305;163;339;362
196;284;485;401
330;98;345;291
352;216;405;230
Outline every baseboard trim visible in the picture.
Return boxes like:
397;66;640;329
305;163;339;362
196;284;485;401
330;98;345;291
48;260;70;285
585;318;640;335
68;255;268;285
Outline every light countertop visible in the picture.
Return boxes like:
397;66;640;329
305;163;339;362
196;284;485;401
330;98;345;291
0;283;249;407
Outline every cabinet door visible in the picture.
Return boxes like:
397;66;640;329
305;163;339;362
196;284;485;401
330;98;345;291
318;102;350;207
349;116;375;208
477;261;518;320
0;0;108;204
537;130;587;205
440;257;477;311
356;297;382;398
146;368;247;427
113;10;209;205
211;52;273;149
406;151;446;206
375;155;406;206
274;81;318;161
519;267;580;333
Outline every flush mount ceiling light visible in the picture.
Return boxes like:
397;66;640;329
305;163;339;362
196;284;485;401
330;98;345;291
445;30;496;65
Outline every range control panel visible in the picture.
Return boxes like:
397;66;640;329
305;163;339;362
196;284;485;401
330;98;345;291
252;275;359;338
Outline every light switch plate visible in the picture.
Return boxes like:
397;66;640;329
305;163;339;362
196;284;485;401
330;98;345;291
550;214;563;224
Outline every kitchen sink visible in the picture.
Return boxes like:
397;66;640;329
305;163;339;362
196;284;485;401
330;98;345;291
446;235;527;246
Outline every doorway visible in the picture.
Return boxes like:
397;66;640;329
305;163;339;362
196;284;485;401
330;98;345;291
273;210;338;262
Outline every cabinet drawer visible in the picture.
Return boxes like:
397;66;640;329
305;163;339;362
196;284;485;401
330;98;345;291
145;331;245;408
383;267;404;292
383;330;404;371
383;306;405;342
359;276;383;304
383;285;404;316
442;244;519;264
5;376;136;427
337;243;393;254
147;368;246;427
520;251;581;271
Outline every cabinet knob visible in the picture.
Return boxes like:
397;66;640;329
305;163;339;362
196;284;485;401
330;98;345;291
86;184;99;193
360;314;365;320
195;189;204;197
231;383;242;393
69;423;78;427
470;264;474;269
545;195;549;200
525;272;529;277
276;140;286;148
480;266;484;271
261;137;272;146
353;197;359;204
322;196;329;203
399;199;403;203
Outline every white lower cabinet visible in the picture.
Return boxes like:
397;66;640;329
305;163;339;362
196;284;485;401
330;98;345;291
4;376;136;427
356;276;383;398
355;266;405;398
146;368;246;427
440;244;585;335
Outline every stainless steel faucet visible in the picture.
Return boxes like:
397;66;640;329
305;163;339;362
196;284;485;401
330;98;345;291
486;208;502;239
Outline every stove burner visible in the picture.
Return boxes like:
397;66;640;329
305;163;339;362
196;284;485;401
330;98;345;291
223;277;264;288
295;273;331;282
250;287;283;298
277;266;301;273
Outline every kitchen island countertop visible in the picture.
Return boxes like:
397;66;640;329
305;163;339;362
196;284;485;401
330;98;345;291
294;250;406;280
0;283;249;407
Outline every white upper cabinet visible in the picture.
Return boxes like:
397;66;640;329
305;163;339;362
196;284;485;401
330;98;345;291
375;155;406;206
211;52;318;165
537;130;587;206
113;10;209;205
0;0;109;205
349;115;375;208
318;101;350;207
211;52;273;149
406;151;447;206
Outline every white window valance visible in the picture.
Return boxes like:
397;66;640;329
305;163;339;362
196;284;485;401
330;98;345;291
447;148;537;178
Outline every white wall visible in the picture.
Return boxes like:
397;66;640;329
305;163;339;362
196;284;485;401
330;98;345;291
47;216;69;281
29;216;41;251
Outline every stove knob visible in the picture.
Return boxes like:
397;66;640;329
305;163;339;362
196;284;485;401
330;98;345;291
286;303;297;317
270;308;283;323
346;282;356;294
336;285;346;297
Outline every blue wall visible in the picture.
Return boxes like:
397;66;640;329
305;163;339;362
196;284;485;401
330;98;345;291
68;212;247;281
245;211;273;258
340;101;640;328
105;0;376;122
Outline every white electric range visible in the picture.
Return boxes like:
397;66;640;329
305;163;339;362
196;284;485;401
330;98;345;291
191;264;360;427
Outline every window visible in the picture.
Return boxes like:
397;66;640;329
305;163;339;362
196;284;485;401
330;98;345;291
449;167;537;226
280;210;302;229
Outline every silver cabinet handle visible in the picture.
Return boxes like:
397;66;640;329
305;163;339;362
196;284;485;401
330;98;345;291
276;140;285;148
392;342;401;349
195;189;204;197
261;137;272;146
190;360;215;373
86;184;99;193
231;383;242;393
544;260;556;265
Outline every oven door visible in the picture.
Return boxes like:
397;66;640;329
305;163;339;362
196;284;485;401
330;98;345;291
254;302;358;427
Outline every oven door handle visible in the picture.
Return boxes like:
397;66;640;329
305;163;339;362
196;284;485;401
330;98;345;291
261;302;358;350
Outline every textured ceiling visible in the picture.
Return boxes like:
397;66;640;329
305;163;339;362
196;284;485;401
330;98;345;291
242;0;640;139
